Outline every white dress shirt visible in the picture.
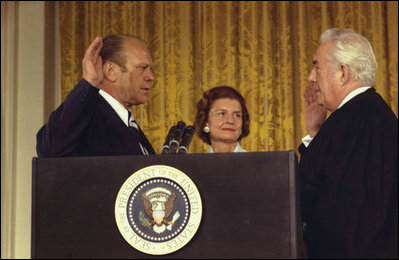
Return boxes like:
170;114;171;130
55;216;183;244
99;89;148;155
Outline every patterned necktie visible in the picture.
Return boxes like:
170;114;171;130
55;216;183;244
128;111;149;155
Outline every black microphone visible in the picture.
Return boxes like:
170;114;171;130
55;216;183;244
178;126;195;154
161;125;176;154
169;121;186;154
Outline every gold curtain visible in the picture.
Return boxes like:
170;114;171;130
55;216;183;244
59;1;398;154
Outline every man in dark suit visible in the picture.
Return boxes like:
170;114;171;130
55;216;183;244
36;35;156;157
298;28;398;258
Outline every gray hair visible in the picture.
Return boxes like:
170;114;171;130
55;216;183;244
320;28;377;86
100;35;148;72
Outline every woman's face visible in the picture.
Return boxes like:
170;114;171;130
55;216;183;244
206;98;243;144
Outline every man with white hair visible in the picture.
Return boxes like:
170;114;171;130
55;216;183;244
298;28;398;258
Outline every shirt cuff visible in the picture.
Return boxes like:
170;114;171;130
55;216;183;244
302;135;313;147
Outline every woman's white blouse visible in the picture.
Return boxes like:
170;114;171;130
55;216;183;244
207;143;247;153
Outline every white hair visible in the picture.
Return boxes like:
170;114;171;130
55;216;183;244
320;28;377;86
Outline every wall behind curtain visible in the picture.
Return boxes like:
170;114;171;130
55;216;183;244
59;1;398;154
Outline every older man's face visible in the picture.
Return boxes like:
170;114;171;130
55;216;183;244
114;38;155;109
307;40;342;112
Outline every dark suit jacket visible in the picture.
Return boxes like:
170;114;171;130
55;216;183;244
298;88;398;258
36;79;155;157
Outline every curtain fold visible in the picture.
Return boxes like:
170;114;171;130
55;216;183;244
59;1;398;154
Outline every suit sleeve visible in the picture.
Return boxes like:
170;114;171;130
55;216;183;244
36;79;100;157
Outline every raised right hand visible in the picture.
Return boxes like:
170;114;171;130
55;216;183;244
304;81;327;137
82;36;104;88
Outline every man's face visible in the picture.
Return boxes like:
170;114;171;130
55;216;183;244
308;40;342;111
115;39;155;108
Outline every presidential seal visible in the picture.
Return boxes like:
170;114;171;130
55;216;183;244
115;165;202;255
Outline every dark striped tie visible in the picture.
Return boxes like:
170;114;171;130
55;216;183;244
128;111;149;155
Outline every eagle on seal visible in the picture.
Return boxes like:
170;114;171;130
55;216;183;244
141;187;177;233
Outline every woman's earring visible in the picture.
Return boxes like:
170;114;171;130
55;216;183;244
203;126;210;133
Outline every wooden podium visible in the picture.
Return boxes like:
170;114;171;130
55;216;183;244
31;151;303;258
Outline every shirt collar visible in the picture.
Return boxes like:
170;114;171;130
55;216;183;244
234;143;246;152
99;89;131;127
338;86;371;109
208;143;246;153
